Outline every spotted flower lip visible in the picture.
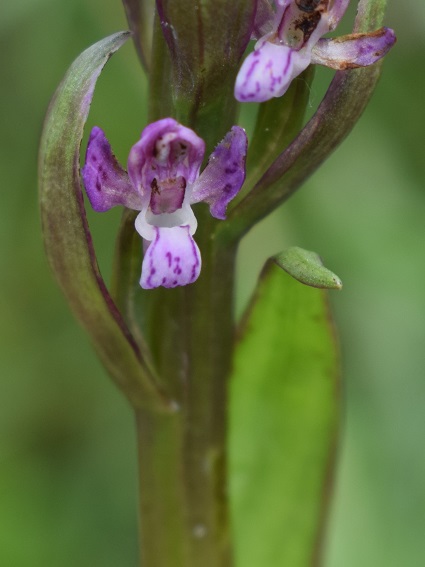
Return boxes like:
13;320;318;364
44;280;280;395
235;0;396;103
82;119;247;289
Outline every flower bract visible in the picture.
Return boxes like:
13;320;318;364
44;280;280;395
82;119;247;289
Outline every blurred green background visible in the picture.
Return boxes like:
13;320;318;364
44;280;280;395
1;1;423;565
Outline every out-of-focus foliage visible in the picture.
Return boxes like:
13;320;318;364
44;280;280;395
0;1;423;566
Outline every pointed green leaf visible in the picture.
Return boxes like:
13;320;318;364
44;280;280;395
146;13;175;125
122;0;155;70
274;247;342;290
38;32;167;411
230;260;339;566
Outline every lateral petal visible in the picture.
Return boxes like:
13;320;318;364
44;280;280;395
82;126;143;212
191;127;247;220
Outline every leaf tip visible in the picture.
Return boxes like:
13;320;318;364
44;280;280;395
273;246;343;290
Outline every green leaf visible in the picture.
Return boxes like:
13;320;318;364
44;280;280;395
146;13;175;128
274;247;342;290
230;260;339;566
38;32;167;411
122;0;155;70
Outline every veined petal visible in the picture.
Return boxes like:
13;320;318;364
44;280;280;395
191;127;247;219
82;126;143;212
235;40;294;102
140;226;201;289
311;27;396;70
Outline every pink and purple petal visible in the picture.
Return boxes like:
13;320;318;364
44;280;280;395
140;226;201;289
191;127;247;220
82;126;142;212
311;27;397;70
128;118;205;193
234;40;296;102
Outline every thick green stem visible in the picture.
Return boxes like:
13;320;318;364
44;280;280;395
130;3;245;557
135;211;237;566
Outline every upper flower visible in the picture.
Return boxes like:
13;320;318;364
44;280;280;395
82;119;247;289
235;0;396;103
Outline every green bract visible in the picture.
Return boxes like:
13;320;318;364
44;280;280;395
38;32;167;411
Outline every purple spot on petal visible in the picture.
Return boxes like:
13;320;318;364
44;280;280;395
244;59;260;83
189;235;201;282
284;50;293;75
140;225;202;289
144;228;162;288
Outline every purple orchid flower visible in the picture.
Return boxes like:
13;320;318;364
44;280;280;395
82;119;247;289
235;0;396;102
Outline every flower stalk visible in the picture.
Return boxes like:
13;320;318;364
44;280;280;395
134;218;237;566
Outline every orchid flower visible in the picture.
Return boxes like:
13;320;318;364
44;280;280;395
235;0;396;102
82;118;247;289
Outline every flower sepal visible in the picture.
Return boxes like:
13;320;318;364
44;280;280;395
311;27;396;70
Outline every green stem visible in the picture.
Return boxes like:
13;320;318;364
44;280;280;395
135;211;237;566
136;410;188;565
